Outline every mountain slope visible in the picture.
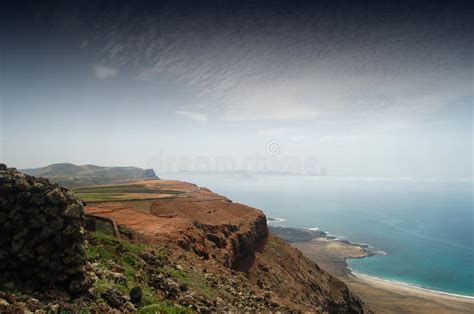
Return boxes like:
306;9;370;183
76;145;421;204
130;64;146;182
21;163;159;187
84;180;369;312
1;165;368;312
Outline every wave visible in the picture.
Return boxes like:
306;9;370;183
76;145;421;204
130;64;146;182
303;227;320;231
267;217;386;255
267;217;286;223
353;272;474;299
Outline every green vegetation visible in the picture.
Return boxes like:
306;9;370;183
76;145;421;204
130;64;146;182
87;231;217;313
88;232;185;312
168;269;216;299
87;231;147;260
75;193;126;201
72;184;182;202
75;184;163;194
138;303;191;314
88;232;155;303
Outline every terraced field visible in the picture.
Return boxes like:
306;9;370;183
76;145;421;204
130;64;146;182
72;180;196;203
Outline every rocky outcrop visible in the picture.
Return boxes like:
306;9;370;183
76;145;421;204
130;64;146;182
83;179;368;312
183;213;268;271
0;164;90;294
141;168;159;179
148;195;269;272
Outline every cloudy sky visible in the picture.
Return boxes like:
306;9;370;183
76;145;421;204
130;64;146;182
1;0;472;178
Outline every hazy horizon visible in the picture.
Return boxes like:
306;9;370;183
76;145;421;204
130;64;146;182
1;0;473;179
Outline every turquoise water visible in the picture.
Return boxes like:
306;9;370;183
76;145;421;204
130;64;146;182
167;174;474;296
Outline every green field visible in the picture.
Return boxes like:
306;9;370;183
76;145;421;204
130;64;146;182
72;184;183;202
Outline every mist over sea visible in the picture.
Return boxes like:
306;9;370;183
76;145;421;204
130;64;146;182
165;173;473;296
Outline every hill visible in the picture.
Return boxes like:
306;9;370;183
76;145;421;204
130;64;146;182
21;163;159;187
0;164;368;312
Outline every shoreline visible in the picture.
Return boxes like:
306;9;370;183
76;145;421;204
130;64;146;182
269;224;376;276
268;223;474;301
351;272;474;301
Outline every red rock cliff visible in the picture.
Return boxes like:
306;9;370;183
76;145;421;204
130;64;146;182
85;180;368;312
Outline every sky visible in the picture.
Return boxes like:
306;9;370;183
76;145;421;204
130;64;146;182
1;0;473;178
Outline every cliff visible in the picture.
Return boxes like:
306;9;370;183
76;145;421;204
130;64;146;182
0;166;368;312
85;180;368;312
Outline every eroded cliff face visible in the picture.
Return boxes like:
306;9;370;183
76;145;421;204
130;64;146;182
0;164;90;294
157;199;269;271
85;180;368;312
250;235;366;312
179;213;268;269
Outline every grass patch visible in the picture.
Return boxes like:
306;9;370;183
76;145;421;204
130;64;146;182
88;232;164;305
73;184;183;202
74;184;158;194
168;269;216;299
92;231;146;255
138;303;192;314
87;232;204;312
75;193;126;201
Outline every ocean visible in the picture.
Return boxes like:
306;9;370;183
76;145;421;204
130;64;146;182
164;173;474;297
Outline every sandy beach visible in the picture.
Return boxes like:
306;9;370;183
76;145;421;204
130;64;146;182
353;272;474;302
270;226;474;313
345;273;474;313
300;240;474;313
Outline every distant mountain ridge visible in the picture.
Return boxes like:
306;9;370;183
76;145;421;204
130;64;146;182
21;163;159;187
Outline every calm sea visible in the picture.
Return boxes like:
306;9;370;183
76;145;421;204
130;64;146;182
165;173;474;296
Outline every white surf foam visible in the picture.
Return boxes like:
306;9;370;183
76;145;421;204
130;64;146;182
353;272;474;300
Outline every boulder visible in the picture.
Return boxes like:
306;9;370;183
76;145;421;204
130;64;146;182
101;289;125;308
129;286;142;306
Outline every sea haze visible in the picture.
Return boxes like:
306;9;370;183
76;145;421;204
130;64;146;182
166;173;474;296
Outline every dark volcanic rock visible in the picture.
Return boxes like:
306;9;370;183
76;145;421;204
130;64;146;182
101;289;125;308
268;226;326;243
141;168;159;179
129;286;142;306
0;164;90;294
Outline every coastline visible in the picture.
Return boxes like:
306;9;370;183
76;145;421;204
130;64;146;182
269;225;376;276
269;223;474;312
351;272;474;301
345;272;474;313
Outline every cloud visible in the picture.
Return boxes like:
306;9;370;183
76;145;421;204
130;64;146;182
257;128;298;137
258;128;307;142
319;135;362;144
175;110;208;122
290;136;306;143
89;4;472;123
319;136;334;144
94;65;118;79
131;20;469;123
